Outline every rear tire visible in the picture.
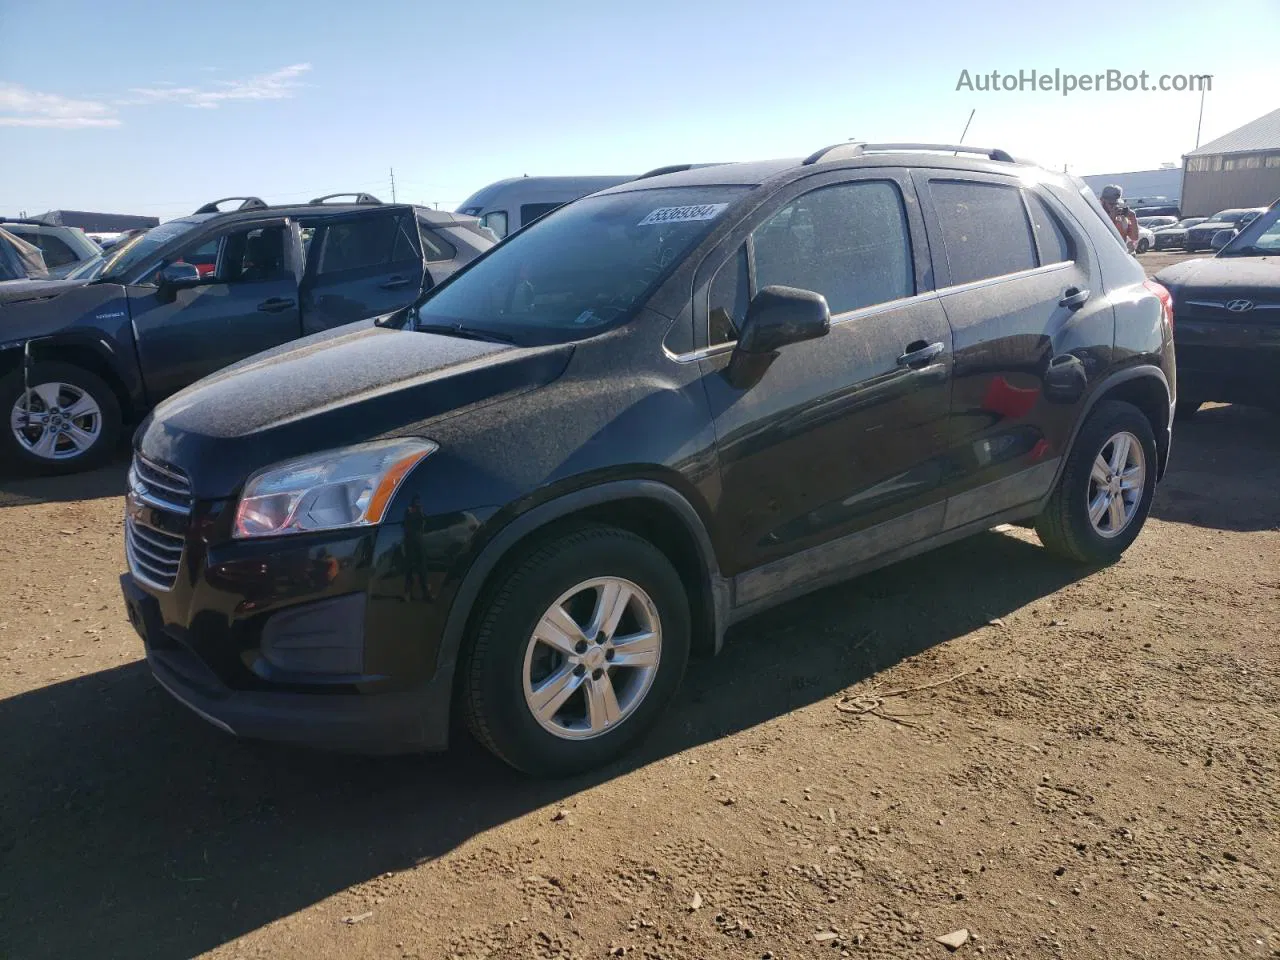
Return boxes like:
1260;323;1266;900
1035;401;1158;564
1;362;121;474
462;524;691;777
1137;238;1150;253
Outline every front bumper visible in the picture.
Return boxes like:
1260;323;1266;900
123;574;450;752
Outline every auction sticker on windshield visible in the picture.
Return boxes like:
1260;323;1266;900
638;203;729;226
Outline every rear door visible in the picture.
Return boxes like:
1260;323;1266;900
913;170;1113;526
298;207;426;334
127;217;302;401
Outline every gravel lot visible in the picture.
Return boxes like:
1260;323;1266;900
2;252;1276;960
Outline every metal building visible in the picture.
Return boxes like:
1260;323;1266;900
1081;168;1181;207
1181;107;1280;217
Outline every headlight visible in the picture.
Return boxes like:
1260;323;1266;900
233;438;436;539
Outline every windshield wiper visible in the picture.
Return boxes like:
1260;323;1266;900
415;322;516;345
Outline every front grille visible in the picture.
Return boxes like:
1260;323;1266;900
126;514;186;590
131;455;193;512
126;454;192;591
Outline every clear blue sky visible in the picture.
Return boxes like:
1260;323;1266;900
2;0;1276;221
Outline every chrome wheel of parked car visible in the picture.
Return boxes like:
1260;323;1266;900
10;381;102;461
1087;431;1146;538
522;576;662;740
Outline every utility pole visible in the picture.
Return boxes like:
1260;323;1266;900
390;167;397;203
1194;86;1206;149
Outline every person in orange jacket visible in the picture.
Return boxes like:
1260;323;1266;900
1099;184;1140;253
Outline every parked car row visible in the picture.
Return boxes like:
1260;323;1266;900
115;142;1177;776
1;194;493;470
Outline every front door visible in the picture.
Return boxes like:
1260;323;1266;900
913;172;1114;524
128;218;302;402
298;207;427;334
693;171;954;599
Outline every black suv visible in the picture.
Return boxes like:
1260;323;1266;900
120;144;1176;776
1;194;491;472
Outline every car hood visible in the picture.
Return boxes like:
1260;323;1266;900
1155;256;1280;306
1187;220;1234;233
0;277;92;306
139;322;574;498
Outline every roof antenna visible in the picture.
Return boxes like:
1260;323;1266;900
955;109;976;155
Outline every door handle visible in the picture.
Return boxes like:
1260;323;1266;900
1059;287;1091;310
257;298;296;313
379;276;412;289
896;340;945;368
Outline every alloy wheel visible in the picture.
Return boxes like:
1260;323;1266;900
10;382;102;461
1087;430;1146;538
522;576;662;740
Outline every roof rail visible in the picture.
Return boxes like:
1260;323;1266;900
803;142;1017;165
193;196;268;215
633;163;726;180
309;192;382;205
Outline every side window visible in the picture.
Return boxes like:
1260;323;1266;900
751;180;914;315
318;214;400;274
520;202;564;227
174;238;219;276
708;244;749;345
928;180;1038;284
1024;191;1075;265
389;216;422;263
414;219;458;262
173;226;288;283
480;210;508;239
29;234;78;268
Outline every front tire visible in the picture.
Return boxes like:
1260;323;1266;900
1;362;122;474
1035;401;1158;564
462;525;691;777
1137;238;1150;253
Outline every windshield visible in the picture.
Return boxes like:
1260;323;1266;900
413;185;747;345
1219;206;1280;257
95;218;208;281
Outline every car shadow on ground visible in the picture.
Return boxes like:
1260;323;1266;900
1151;403;1280;533
0;529;1085;959
0;446;129;508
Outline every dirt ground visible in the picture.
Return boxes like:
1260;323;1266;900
2;251;1277;960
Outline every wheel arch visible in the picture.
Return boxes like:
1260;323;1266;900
1068;365;1172;481
1;335;140;422
431;480;729;742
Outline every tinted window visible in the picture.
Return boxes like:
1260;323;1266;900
388;216;422;263
416;186;747;346
1024;192;1074;265
480;210;508;239
319;214;401;273
930;180;1037;284
708;244;749;345
26;233;78;268
751;181;913;315
520;202;565;227
414;220;457;262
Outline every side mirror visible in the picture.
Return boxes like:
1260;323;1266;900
726;285;830;388
160;262;202;286
1210;229;1235;251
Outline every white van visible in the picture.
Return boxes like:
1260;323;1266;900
457;175;635;239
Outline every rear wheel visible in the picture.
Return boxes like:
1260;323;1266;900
1035;401;1158;564
462;525;691;777
1137;237;1150;253
1;362;121;473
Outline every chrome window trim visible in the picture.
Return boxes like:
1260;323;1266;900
666;260;1073;363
